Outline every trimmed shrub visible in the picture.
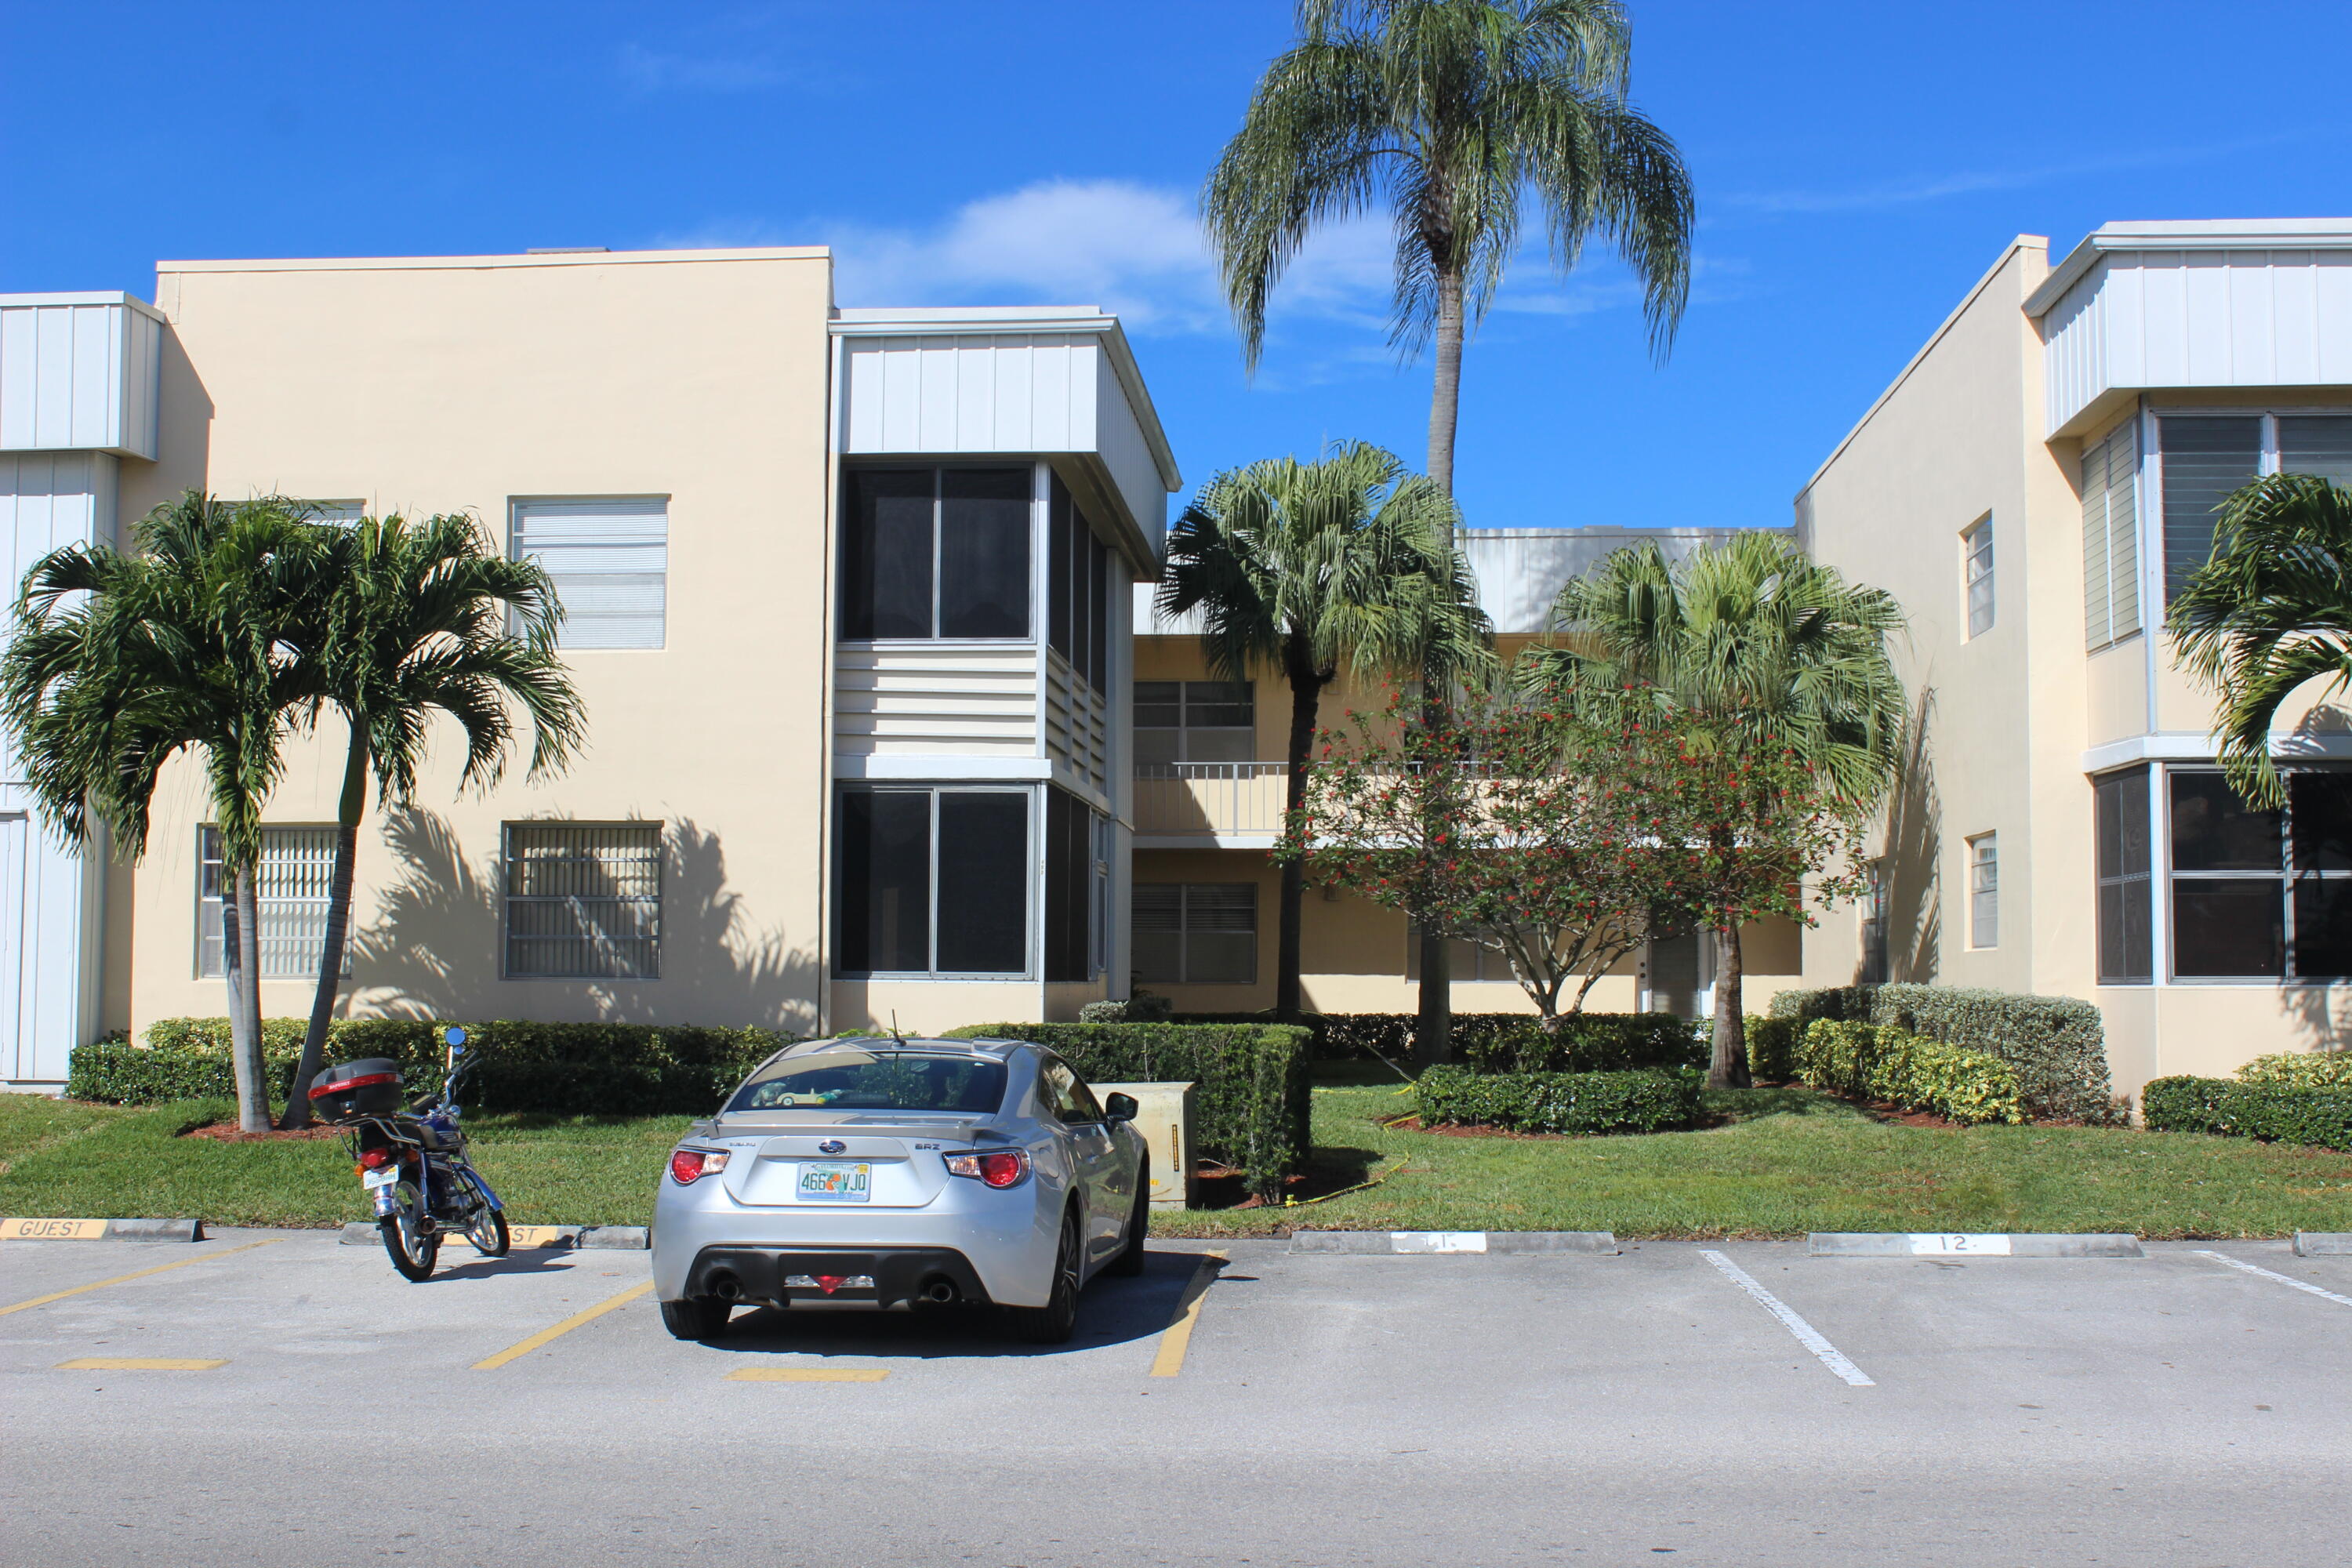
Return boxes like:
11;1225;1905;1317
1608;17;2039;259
945;1022;1311;1200
1078;993;1174;1025
1417;1065;1701;1136
1745;1015;1802;1080
1173;1010;1704;1073
2142;1076;2352;1151
1795;1020;2027;1126
71;1018;792;1117
1770;983;2109;1121
2235;1051;2352;1090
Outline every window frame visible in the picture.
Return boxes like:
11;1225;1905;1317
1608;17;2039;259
1134;679;1258;767
2151;408;2352;609
833;784;1036;980
195;824;347;981
500;819;666;982
1960;514;1994;639
1131;880;1258;985
1965;832;1998;949
2161;763;2352;985
509;495;670;652
839;463;1037;645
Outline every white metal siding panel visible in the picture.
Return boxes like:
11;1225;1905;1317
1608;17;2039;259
840;333;1110;458
0;301;162;456
1093;351;1166;550
992;339;1036;450
833;646;1040;754
918;340;959;448
68;307;116;448
2229;252;2279;383
2105;257;2146;389
2182;252;2234;384
881;338;925;451
121;307;161;459
1030;337;1074;447
954;340;996;449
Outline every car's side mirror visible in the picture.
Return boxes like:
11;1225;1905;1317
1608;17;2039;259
1103;1092;1138;1123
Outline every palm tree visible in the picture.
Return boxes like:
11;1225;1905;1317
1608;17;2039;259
1160;442;1492;1017
278;513;586;1127
2168;473;2352;811
1;492;318;1131
1206;0;1693;1045
1204;0;1693;493
1527;534;1907;1087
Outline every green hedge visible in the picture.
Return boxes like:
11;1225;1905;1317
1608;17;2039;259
1746;1015;1802;1080
1795;1020;2027;1127
71;1018;791;1117
2142;1076;2352;1151
1172;1010;1704;1073
1416;1065;1702;1135
945;1022;1311;1201
2235;1051;2352;1090
1769;983;2111;1121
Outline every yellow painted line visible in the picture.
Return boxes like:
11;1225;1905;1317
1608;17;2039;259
470;1281;655;1370
0;1240;280;1319
57;1357;226;1370
2;1218;109;1240
1148;1250;1228;1378
725;1367;890;1382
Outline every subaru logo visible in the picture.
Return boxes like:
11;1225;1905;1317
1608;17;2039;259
818;1139;846;1155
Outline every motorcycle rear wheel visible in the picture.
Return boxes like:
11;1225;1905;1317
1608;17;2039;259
380;1185;439;1282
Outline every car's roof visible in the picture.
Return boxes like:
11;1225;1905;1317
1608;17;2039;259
778;1036;1025;1061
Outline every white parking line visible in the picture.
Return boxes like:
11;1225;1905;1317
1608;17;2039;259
1700;1250;1875;1388
2194;1250;2352;1309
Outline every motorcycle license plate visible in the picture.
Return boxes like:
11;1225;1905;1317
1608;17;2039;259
362;1167;400;1191
797;1162;871;1202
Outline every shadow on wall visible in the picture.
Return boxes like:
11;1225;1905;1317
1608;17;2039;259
344;808;818;1033
1867;687;1942;985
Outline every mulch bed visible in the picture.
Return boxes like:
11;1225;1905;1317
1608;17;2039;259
180;1121;346;1142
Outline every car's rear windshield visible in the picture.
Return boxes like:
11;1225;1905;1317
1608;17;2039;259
726;1051;1007;1115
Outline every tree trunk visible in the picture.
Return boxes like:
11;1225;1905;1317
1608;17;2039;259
281;721;367;1129
1708;916;1751;1091
227;864;270;1131
1276;634;1328;1021
1426;266;1466;495
1414;930;1452;1067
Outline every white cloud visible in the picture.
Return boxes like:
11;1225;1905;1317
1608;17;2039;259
616;42;793;93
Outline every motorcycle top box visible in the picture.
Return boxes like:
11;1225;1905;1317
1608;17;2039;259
309;1058;404;1120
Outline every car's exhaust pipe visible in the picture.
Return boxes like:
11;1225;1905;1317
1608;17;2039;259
709;1272;744;1302
920;1278;959;1305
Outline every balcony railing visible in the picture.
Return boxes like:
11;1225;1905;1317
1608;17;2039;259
1133;761;1287;838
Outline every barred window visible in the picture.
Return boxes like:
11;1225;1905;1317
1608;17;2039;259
198;826;343;979
503;822;663;979
1133;883;1256;984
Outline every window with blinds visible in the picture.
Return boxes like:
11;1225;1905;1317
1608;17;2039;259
511;498;668;650
198;826;343;979
2158;417;2262;606
1966;833;1998;949
2081;421;2140;652
1133;883;1257;984
1961;515;1994;638
503;822;663;979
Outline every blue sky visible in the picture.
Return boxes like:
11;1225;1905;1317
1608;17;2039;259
8;1;2350;532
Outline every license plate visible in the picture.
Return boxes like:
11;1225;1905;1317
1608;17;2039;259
362;1167;399;1191
797;1162;871;1203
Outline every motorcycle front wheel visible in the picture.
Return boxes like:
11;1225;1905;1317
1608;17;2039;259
465;1203;510;1258
380;1183;439;1282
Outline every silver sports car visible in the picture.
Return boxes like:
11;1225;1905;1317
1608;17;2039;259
652;1036;1150;1344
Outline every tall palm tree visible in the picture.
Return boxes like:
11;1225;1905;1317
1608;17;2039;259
2;492;318;1131
1160;442;1492;1017
1206;0;1693;1043
1527;534;1907;1087
278;513;586;1127
2168;473;2352;810
1204;0;1693;492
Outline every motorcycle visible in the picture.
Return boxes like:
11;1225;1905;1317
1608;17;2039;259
309;1026;510;1281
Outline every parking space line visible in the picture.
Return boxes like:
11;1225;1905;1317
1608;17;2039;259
470;1281;655;1370
56;1358;227;1370
1700;1250;1875;1388
726;1367;890;1382
0;1239;280;1319
1149;1250;1227;1378
2194;1250;2352;1309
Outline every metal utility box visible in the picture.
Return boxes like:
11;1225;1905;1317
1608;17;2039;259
1089;1080;1197;1209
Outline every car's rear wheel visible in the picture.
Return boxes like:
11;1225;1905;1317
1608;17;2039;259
660;1298;731;1341
1007;1210;1081;1345
1106;1156;1149;1277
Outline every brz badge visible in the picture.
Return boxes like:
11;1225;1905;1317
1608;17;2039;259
818;1139;847;1155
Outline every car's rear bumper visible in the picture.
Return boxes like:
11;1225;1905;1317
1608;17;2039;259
684;1244;990;1309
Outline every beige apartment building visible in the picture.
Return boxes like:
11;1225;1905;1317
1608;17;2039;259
1795;219;2352;1098
0;248;1180;1089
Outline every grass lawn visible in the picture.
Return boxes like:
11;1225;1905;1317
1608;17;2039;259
2;1075;2348;1238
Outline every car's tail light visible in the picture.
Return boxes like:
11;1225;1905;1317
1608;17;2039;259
944;1149;1030;1189
670;1148;730;1185
357;1147;396;1171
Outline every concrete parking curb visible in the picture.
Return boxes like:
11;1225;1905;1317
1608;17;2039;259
0;1218;203;1242
2295;1232;2352;1256
1809;1232;2144;1258
1288;1230;1618;1254
335;1222;645;1249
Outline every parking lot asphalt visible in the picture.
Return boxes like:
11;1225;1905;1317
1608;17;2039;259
3;1229;2345;1567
